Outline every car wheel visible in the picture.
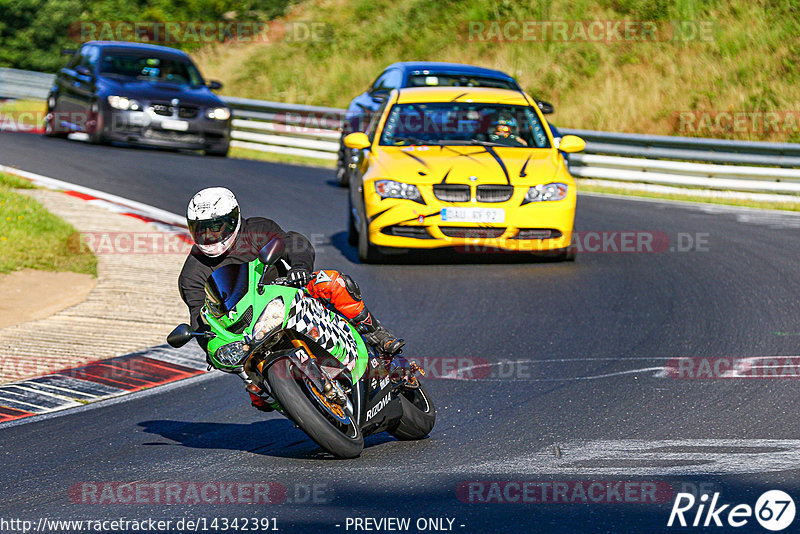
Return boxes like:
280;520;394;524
336;164;350;187
357;215;382;264
43;96;68;138
348;205;358;247
88;127;106;145
88;101;107;145
206;144;229;157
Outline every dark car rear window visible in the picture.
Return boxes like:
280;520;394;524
406;74;517;90
99;52;204;86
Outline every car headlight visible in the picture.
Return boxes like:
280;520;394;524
214;341;247;367
252;297;285;340
206;107;231;120
107;95;141;111
525;183;568;202
375;180;422;201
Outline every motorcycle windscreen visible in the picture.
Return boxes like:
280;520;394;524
204;263;250;317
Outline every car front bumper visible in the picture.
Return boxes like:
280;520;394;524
101;107;231;150
362;184;577;253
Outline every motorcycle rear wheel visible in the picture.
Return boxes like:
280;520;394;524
266;358;364;458
388;383;436;441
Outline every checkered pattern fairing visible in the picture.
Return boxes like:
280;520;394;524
286;292;359;369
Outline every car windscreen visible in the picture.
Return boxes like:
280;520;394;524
406;74;517;90
99;52;205;86
379;102;550;148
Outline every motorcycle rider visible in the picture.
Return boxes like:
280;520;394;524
178;187;405;410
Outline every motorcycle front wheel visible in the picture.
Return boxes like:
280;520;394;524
266;358;364;459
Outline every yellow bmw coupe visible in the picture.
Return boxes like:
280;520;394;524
344;87;585;262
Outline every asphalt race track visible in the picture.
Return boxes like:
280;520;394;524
3;131;800;533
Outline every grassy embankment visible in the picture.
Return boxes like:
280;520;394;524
0;172;96;275
194;0;800;143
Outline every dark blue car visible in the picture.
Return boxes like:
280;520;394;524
337;61;556;184
44;41;232;156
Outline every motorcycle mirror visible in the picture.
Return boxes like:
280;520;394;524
258;237;285;268
257;237;286;294
167;324;193;348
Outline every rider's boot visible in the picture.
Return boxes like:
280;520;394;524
352;308;405;357
352;308;424;387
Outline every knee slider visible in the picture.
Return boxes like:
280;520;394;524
343;274;362;301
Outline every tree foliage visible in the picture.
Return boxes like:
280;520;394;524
0;0;294;71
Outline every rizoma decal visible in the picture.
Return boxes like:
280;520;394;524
366;394;391;420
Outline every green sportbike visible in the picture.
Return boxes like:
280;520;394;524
167;237;435;458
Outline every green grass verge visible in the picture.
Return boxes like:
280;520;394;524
0;99;46;114
229;145;336;169
0;172;97;276
578;181;800;212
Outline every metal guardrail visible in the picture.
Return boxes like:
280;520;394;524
0;68;54;100
3;67;800;194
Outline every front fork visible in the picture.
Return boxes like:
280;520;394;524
245;332;348;407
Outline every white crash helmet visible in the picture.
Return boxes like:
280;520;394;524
187;187;241;257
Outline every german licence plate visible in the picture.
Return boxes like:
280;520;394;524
441;207;505;223
161;119;189;131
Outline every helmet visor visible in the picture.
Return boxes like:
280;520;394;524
188;207;240;246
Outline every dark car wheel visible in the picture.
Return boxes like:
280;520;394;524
87;101;107;145
206;144;230;157
88;127;107;145
358;217;383;264
347;197;358;247
336;164;350;187
43;96;68;138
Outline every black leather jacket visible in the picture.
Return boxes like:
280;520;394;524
178;217;314;335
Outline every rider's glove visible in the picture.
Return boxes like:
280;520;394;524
286;267;312;288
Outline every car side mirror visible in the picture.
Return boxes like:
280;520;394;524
558;135;586;153
207;80;223;90
537;100;554;114
372;92;388;103
343;132;371;150
167;324;193;348
75;65;92;77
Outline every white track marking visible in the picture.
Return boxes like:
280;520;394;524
0;371;220;430
438;364;666;382
0;164;185;225
467;439;800;476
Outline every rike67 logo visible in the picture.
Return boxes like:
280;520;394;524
668;490;795;531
